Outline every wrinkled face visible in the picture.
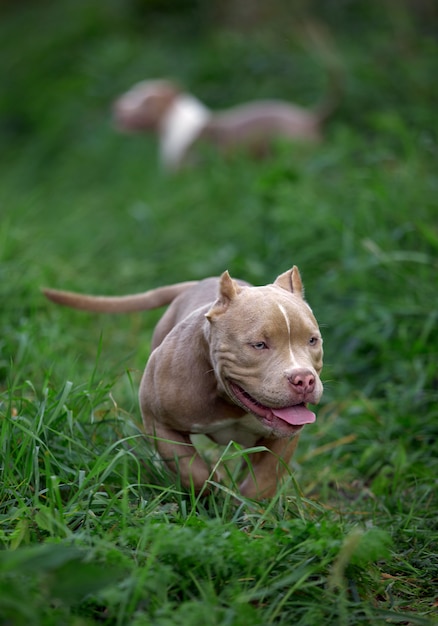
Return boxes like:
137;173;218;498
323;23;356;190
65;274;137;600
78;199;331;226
113;80;178;131
208;285;323;437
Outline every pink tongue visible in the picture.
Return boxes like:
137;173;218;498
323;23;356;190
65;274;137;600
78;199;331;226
272;405;316;426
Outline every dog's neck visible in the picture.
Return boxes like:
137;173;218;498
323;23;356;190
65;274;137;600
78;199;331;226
160;94;211;170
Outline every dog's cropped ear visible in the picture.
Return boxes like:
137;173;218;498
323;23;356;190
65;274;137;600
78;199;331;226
274;266;305;298
205;271;241;320
153;80;181;107
114;79;181;131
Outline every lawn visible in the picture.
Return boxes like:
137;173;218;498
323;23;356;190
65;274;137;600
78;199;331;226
0;1;437;624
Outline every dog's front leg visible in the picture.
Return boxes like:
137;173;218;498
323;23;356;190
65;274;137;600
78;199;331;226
146;423;213;494
238;436;300;499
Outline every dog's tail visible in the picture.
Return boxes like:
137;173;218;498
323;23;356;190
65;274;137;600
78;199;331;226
302;20;345;122
42;281;198;314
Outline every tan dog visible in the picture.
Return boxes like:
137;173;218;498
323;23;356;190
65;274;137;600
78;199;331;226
113;78;339;171
43;266;323;499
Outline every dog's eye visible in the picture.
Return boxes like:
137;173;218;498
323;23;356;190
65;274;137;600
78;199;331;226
309;336;319;346
252;342;268;350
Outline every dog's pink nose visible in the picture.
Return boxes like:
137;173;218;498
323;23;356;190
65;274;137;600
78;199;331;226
288;369;315;394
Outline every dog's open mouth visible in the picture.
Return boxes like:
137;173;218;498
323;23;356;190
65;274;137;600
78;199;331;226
229;382;316;427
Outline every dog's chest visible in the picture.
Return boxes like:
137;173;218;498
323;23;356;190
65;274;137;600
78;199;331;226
190;414;269;446
161;95;211;169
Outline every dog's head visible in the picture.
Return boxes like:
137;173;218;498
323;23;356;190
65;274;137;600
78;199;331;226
205;267;323;437
113;79;180;131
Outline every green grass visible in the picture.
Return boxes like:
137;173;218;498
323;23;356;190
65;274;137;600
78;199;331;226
0;0;437;624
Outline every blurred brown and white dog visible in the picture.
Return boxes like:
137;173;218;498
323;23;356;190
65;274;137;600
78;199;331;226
113;77;340;171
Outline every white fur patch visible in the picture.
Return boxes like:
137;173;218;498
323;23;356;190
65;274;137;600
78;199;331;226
160;94;211;170
277;303;299;367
